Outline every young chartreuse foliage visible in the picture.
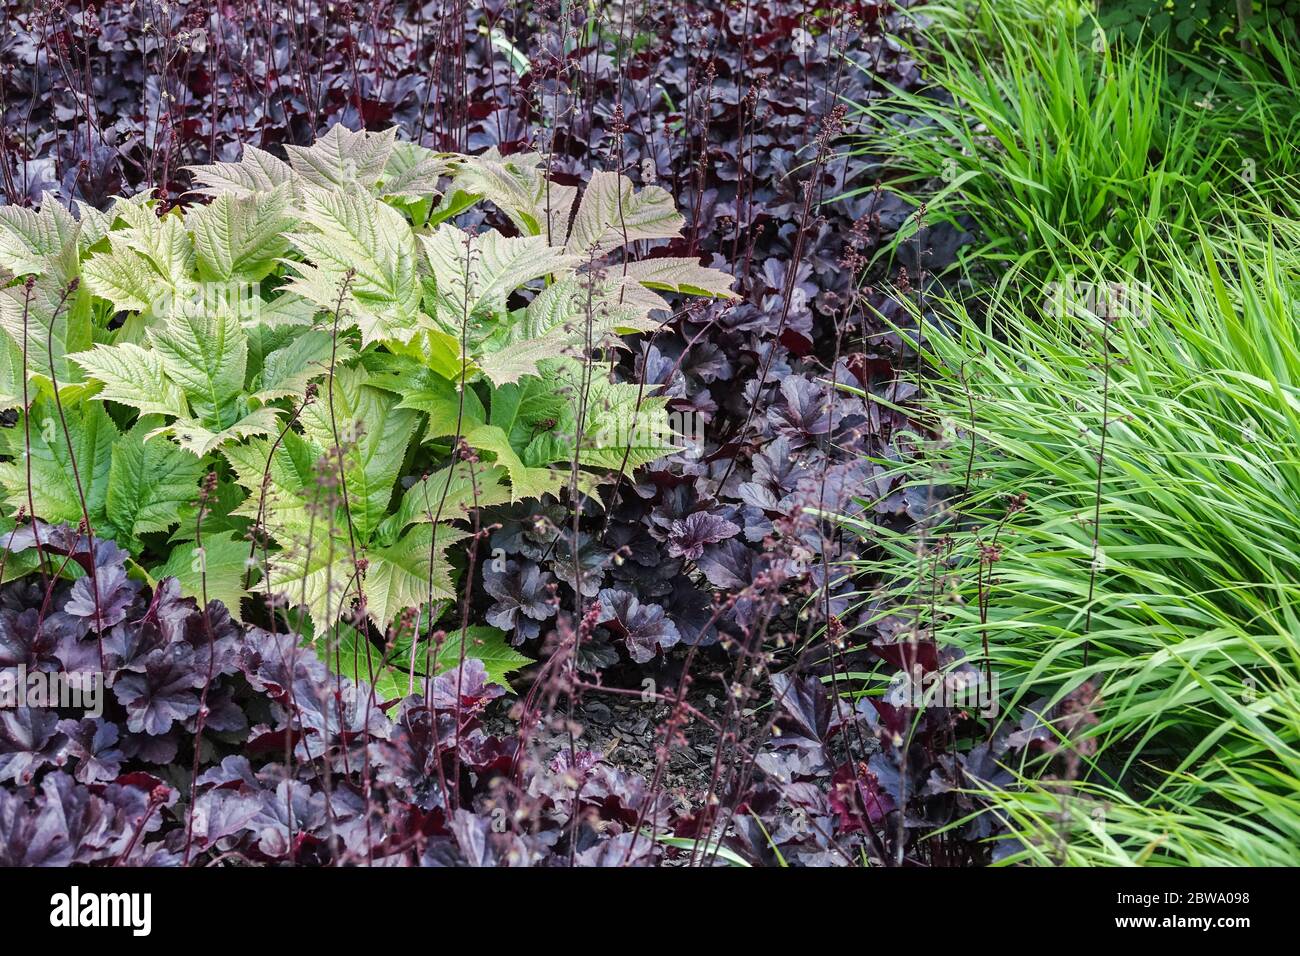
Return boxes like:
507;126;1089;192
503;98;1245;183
0;124;734;689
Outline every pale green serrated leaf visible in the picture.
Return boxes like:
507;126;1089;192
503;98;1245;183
380;462;510;541
267;532;362;636
364;524;468;630
187;184;295;281
513;273;663;363
467;423;565;502
163;406;283;457
438;626;533;686
245;323;297;377
288;185;422;345
566;170;684;258
0;397;117;525
474;335;575;386
393;376;487;436
0;269;94;385
220;432;316;539
489;377;568;449
426;188;484;228
523;359;677;470
254;292;321;329
153;533;254;621
106;421;202;544
0;515;41;584
74;201;112;250
298;365;418;541
103;205;195;290
415;624;533;688
184;144;296;198
148;304;247;428
0;199;79;277
285;124;397;190
475;276;657;386
0;336;24;412
254;329;347;402
421;224;579;323
620;256;737;297
449;150;576;240
380;141;451;200
81;245;160;313
71;342;191;418
221;431;317;497
321;622;530;702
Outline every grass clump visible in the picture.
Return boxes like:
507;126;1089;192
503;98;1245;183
835;0;1300;867
852;227;1300;865
847;4;1225;286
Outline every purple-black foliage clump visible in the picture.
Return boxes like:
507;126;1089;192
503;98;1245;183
0;539;671;866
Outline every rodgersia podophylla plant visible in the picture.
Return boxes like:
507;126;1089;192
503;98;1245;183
0;126;735;680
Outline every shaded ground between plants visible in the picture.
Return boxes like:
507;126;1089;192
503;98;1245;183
483;682;728;814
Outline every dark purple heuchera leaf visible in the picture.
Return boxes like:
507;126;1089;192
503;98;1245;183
741;437;811;513
293;680;392;766
696;537;754;591
682;341;734;384
196;684;249;735
112;644;206;735
601;518;661;567
238;626;330;701
429;659;506;716
140;579;244;678
596;589;681;663
773;377;832;447
755;744;831;783
0;785;72;866
0;707;69;784
375;698;452;810
196;754;260;791
59;717;125;784
483;560;555;643
62;773;170;864
422;812;561;868
249;781;332;859
582;761;675;829
793;458;876;521
529;748;603;815
0;771;170;866
664;578;718;647
0;539;679;867
119;726;181;765
666;511;740;560
448;808;496;867
529;747;673;834
770;673;832;747
550;533;610;599
237;627;384;754
647;484;694;537
829;760;895;832
490;504;566;560
188;787;264;854
0;607;62;670
574;830;659;867
65;559;137;632
573;628;621;674
2;523;129;575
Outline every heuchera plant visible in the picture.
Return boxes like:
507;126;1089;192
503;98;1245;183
0;126;734;688
0;536;670;866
